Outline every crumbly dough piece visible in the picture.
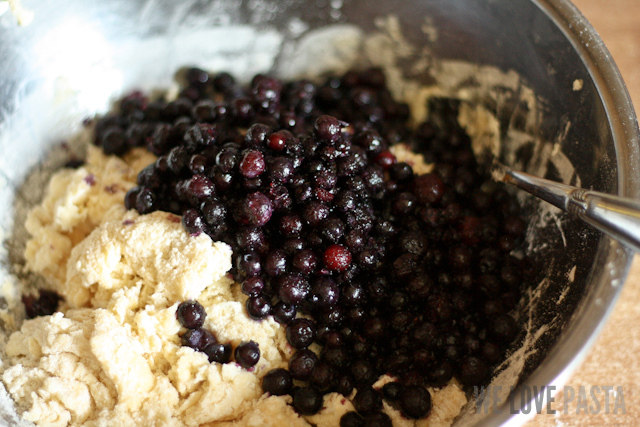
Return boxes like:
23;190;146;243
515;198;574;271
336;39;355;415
63;210;233;309
23;146;156;286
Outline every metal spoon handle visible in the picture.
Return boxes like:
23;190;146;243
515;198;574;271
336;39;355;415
502;168;640;253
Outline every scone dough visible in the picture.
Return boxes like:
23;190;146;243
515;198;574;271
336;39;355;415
3;147;467;427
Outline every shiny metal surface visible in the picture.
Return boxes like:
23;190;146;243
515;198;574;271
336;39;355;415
502;167;640;253
0;1;637;427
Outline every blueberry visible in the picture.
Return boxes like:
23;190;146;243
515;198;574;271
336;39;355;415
399;385;432;419
286;318;316;349
22;290;63;319
262;368;293;396
381;382;404;402
362;411;392;427
273;302;297;325
278;274;310;305
353;386;382;415
292;386;323;415
340;411;364;427
205;343;232;364
234;341;260;369
458;356;489;386
289;349;319;381
176;300;207;329
237;192;273;226
181;328;217;351
246;295;272;320
315;115;343;144
239;149;266;178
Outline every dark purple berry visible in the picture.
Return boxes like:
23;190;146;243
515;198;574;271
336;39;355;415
381;382;404;402
239;149;266;178
237;192;273;226
310;277;339;309
135;187;156;214
303;201;330;226
262;368;293;396
264;250;288;277
241;277;265;297
244;123;271;148
292;249;318;275
428;361;454;387
124;187;140;210
182;209;205;235
273;301;297;325
458;356;489;386
236;252;262;277
351;359;376;385
286;318;316;349
205;343;232;364
310;362;335;392
246;295;272;320
236;227;267;253
323;244;352;272
268;156;294;184
413;173;444;204
176;300;207;329
341;411;364;427
278;274;310;305
22;290;63;319
491;314;518;343
353;386;383;415
181;328;217;351
363;412;392;427
268;131;288;151
234;341;260;368
315;115;343;144
101;127;128;156
292;386;323;416
336;375;355;397
279;214;303;236
399;385;432;419
289;349;319;381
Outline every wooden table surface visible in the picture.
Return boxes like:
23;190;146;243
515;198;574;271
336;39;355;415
526;2;640;425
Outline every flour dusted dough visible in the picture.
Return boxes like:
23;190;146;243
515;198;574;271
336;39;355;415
3;147;466;426
23;146;156;287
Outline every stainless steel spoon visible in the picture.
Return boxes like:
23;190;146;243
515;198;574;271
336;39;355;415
494;163;640;253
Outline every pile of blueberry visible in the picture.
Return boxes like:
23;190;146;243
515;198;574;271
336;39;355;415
92;67;536;424
177;300;260;369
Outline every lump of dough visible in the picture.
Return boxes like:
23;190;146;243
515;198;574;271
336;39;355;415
24;146;156;286
63;210;232;309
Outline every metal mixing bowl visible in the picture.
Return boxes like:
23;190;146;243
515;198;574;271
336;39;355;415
0;1;638;426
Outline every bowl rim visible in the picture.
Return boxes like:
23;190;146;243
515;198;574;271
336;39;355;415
475;0;640;426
